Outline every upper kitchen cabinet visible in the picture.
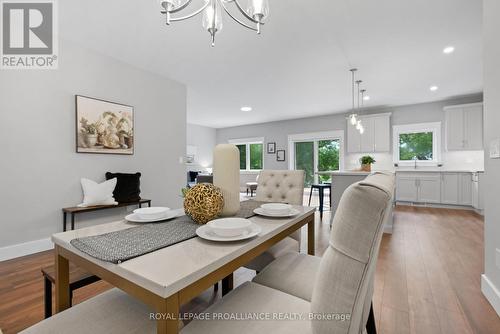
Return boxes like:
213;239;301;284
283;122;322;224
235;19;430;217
444;103;483;151
347;113;391;153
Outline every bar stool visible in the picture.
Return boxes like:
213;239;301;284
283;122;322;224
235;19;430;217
308;183;332;220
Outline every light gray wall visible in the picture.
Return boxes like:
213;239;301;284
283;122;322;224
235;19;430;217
187;123;217;170
217;94;483;172
0;39;187;247
483;0;500;310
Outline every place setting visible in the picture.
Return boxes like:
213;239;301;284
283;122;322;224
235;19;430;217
253;203;300;218
196;217;261;242
125;207;178;223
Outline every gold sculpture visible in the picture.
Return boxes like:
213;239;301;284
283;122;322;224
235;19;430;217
183;183;224;224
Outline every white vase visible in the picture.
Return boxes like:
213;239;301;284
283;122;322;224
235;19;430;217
213;144;240;216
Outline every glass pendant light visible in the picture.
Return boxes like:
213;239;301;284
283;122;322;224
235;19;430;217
350;114;358;125
159;0;183;24
247;0;269;33
203;0;223;47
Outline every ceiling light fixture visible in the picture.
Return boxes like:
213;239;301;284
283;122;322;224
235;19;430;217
158;0;270;47
443;46;455;54
240;106;252;112
430;85;439;92
363;95;370;101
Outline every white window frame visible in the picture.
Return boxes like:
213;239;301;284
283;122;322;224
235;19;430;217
392;122;441;166
288;130;345;183
228;137;264;172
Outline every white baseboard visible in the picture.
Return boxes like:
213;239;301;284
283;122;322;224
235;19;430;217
0;238;54;262
481;274;500;316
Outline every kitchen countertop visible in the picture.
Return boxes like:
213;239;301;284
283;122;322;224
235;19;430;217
396;169;484;173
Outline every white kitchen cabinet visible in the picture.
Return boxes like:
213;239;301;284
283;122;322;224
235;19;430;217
347;119;361;153
360;117;375;152
373;114;391;151
347;113;391;153
417;174;441;203
396;173;441;203
459;173;473;206
441;173;459;204
445;103;483;151
396;176;418;202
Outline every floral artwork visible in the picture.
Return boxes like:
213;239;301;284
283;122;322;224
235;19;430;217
76;95;134;155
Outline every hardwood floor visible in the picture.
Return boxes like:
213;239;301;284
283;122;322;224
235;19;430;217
0;206;499;333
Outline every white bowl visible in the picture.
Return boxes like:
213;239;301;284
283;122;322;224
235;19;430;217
207;218;252;237
133;207;170;220
260;203;292;215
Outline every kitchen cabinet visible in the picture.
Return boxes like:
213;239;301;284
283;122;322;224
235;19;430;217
347;113;391;153
445;103;483;151
472;172;484;210
459;173;473;206
396;173;441;203
441;173;459;204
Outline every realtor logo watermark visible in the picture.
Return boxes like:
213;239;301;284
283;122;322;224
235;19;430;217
1;0;58;69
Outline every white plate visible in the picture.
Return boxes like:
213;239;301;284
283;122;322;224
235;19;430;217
253;207;300;218
207;218;252;237
196;223;262;242
133;207;170;220
125;210;178;223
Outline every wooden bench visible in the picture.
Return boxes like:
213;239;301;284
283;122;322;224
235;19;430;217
41;264;101;318
62;199;151;231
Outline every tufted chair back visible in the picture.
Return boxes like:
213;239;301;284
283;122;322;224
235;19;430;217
255;170;305;205
255;170;305;242
310;172;394;334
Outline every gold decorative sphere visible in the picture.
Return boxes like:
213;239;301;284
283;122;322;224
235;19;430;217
183;183;224;224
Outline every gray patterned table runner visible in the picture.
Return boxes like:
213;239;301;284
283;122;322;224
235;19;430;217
70;200;268;263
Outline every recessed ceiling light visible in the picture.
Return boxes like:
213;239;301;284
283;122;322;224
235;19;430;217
363;96;370;101
240;106;252;112
443;46;455;54
430;86;439;92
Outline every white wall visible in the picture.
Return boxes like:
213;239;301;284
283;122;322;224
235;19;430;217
217;95;484;176
0;39;187;252
482;0;500;316
186;123;217;172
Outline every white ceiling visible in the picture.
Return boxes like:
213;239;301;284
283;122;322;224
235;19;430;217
59;0;482;128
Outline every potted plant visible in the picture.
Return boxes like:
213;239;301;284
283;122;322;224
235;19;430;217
360;155;376;172
79;117;98;147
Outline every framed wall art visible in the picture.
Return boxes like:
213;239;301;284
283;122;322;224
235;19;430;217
76;95;134;155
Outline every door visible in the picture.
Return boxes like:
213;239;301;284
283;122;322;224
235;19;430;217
464;105;483;150
294;141;314;187
446;108;465;150
459;173;473;206
396;175;418;202
360;117;375;152
441;173;459;204
418;175;441;203
373;115;390;152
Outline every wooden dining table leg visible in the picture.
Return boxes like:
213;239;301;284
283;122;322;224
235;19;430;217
54;246;70;313
307;215;315;255
222;273;234;296
157;293;180;334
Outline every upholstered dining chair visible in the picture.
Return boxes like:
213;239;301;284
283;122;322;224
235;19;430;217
244;169;305;272
182;172;395;333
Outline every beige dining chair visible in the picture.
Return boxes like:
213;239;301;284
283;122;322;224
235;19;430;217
182;172;394;333
244;169;305;272
20;172;393;334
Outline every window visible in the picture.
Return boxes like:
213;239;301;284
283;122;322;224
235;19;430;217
393;122;441;165
229;138;264;171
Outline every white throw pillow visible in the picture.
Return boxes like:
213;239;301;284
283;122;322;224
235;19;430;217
78;178;118;207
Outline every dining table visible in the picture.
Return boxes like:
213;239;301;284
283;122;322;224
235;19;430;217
52;205;316;334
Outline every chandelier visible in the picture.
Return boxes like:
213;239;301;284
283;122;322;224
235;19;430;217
158;0;270;46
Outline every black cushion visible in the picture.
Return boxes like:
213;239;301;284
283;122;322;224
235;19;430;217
105;172;141;203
